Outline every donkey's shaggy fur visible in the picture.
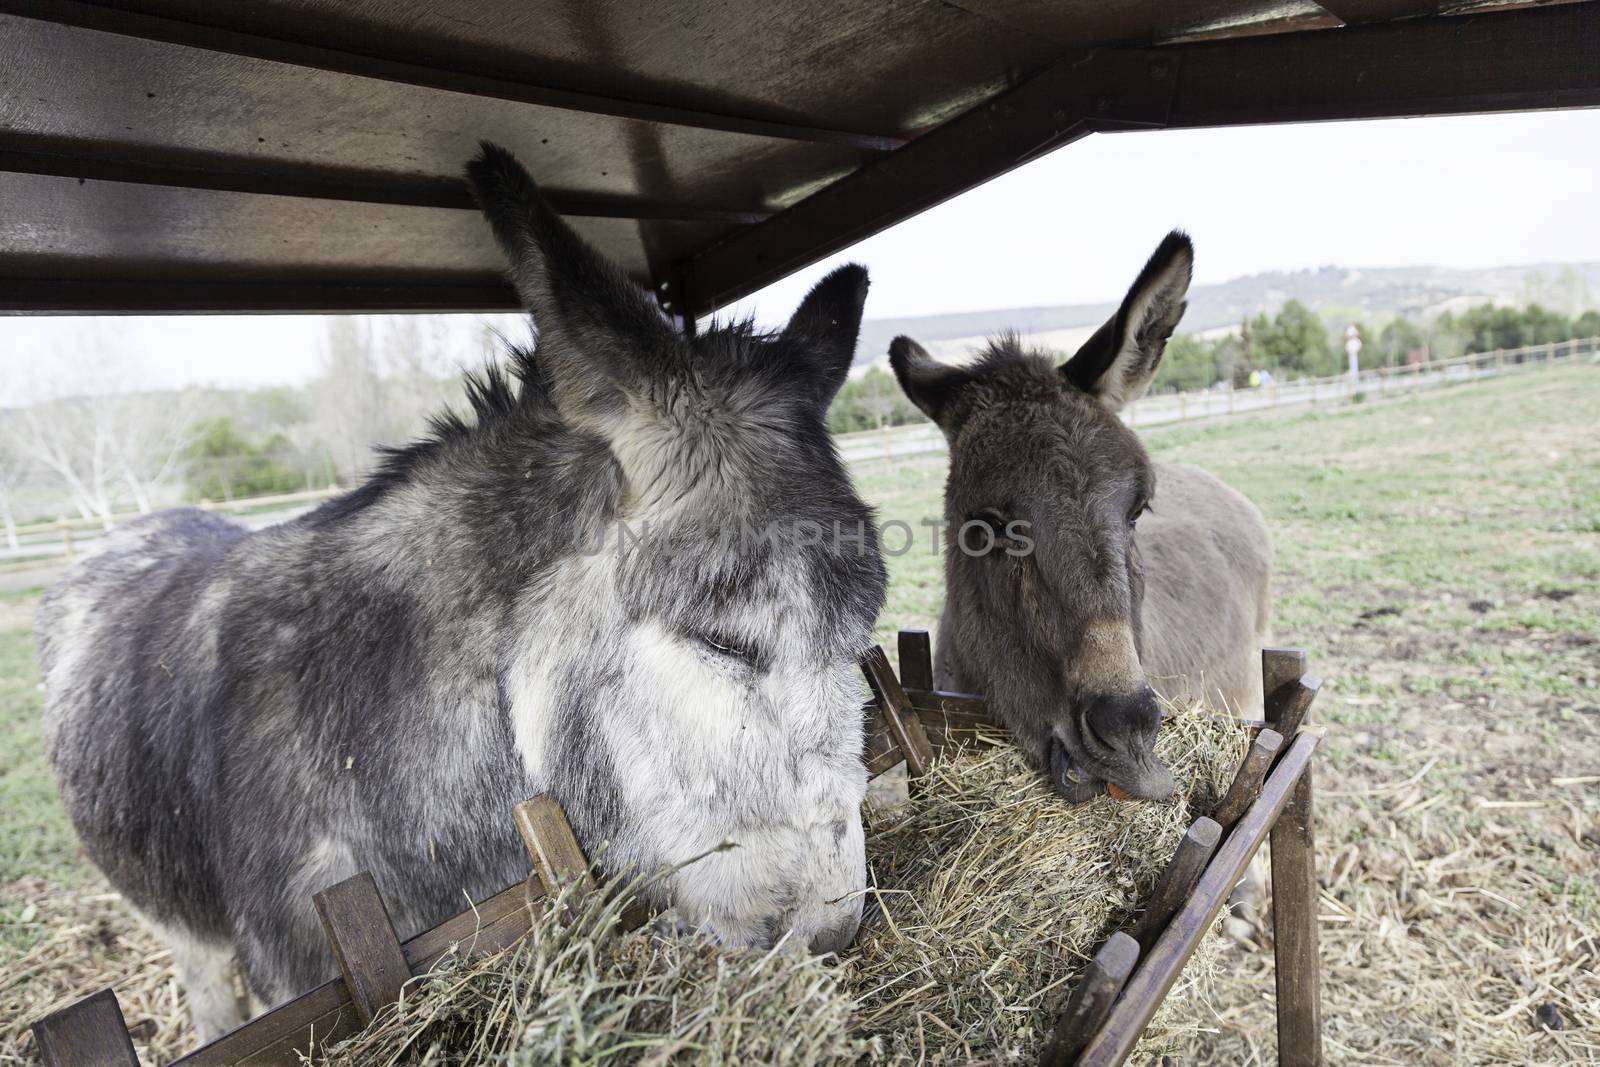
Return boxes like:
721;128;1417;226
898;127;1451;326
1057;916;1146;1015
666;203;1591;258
38;144;885;1039
890;232;1271;804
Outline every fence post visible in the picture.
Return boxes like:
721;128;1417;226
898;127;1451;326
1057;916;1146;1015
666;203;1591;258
1261;650;1323;1067
59;520;73;560
1309;378;1316;405
31;988;140;1067
1179;392;1187;421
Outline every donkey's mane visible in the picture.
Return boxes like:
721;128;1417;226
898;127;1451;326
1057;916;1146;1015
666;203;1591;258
306;313;785;528
306;344;549;526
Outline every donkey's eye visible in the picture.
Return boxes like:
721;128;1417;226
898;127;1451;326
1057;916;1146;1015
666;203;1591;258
692;631;757;665
1127;500;1150;529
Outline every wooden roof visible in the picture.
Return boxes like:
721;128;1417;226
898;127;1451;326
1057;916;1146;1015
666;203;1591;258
2;0;1597;316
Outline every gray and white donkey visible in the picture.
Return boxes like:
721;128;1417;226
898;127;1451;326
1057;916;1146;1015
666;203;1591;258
38;144;886;1040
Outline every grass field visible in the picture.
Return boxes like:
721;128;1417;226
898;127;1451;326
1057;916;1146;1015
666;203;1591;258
2;364;1596;1063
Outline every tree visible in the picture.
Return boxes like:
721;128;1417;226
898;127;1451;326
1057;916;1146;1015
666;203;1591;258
1151;334;1217;393
186;418;304;501
1378;317;1425;367
828;367;924;433
1253;301;1334;376
0;431;24;549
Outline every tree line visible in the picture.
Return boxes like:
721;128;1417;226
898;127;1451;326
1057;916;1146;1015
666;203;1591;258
1150;301;1600;394
0;317;486;546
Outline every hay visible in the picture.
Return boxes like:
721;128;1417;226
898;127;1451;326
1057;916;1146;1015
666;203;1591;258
1;704;1251;1066
0;878;191;1066
316;701;1250;1066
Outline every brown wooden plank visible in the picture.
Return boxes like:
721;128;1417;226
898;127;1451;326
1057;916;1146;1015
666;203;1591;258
167;980;353;1067
31;988;139;1067
678;5;1600;313
1132;817;1223;953
1074;731;1321;1066
1213;728;1284;832
860;646;935;777
312;872;411;1027
897;629;935;691
175;880;539;1066
0;0;904;149
514;795;596;896
1268;676;1322;745
1272;765;1324;1067
402;880;539;971
1040;931;1139;1067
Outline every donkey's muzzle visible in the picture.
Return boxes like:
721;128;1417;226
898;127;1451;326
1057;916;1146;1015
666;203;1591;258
1051;689;1176;803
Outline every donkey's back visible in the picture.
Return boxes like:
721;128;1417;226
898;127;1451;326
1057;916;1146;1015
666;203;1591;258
1138;461;1272;716
38;508;247;940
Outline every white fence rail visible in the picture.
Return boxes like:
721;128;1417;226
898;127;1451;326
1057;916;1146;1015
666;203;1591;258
835;337;1598;465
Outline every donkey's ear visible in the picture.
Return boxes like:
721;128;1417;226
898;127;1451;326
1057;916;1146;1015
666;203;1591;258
780;264;870;406
465;142;672;433
889;336;977;426
1062;231;1193;411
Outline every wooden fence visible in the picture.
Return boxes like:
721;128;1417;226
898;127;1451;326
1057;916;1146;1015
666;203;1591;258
30;636;1323;1066
836;334;1598;463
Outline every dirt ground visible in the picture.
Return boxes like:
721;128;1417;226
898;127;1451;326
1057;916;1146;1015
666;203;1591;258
2;364;1596;1065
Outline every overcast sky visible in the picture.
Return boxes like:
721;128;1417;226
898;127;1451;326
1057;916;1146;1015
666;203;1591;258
3;108;1597;402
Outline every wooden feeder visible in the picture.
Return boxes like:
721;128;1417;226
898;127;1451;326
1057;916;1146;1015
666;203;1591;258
32;633;1323;1066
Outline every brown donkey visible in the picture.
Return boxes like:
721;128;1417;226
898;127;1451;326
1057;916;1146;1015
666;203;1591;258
889;232;1271;803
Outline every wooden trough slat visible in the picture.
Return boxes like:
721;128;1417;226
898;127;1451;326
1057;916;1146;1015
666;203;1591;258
861;644;935;777
514;794;598;896
1132;817;1223;954
168;796;585;1067
31;987;140;1067
896;628;935;691
313;873;411;1027
1041;932;1140;1067
1072;729;1322;1067
1213;727;1284;832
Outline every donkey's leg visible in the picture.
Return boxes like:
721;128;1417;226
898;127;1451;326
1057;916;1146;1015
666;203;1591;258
147;919;246;1041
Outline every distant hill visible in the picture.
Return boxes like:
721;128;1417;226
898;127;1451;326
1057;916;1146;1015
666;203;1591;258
852;261;1600;369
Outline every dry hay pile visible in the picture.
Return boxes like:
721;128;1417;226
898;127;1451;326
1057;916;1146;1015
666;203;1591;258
320;702;1250;1067
1;704;1249;1066
1;878;192;1065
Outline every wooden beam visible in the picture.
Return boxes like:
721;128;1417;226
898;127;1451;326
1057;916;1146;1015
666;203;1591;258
0;277;521;315
677;3;1600;313
897;629;936;692
0;0;904;151
1074;730;1322;1066
31;988;140;1067
513;795;596;897
0;141;772;224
